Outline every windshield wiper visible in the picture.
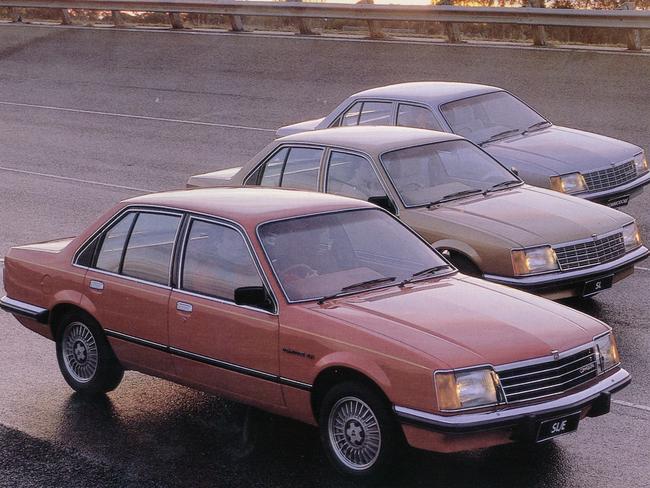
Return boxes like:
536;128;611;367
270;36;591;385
482;179;522;195
479;128;521;146
427;188;483;208
317;276;396;304
522;121;551;134
398;265;453;287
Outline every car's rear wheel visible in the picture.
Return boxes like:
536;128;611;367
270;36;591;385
55;313;124;393
319;381;403;481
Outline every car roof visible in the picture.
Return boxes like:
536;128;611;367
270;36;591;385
276;126;464;154
351;81;502;106
124;187;373;225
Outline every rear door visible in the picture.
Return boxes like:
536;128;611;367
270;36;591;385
82;209;183;375
168;217;283;406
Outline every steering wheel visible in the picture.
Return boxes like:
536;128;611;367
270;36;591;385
282;264;319;282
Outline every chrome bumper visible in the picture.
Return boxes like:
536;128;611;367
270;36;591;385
394;368;630;434
0;296;49;324
483;245;648;288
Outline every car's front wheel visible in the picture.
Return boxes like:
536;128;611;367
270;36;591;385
55;313;124;393
319;381;403;481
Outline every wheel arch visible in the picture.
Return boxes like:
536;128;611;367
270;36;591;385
49;302;98;340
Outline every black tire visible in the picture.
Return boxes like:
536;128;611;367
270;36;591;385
447;253;481;277
319;381;404;483
55;312;124;393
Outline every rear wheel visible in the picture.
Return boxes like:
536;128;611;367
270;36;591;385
319;381;403;482
55;313;124;393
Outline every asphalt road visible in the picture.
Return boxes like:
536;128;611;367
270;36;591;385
1;23;649;487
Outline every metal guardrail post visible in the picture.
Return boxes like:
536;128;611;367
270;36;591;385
438;0;462;43
111;10;126;26
60;8;71;24
525;0;547;46
227;14;244;31
168;11;184;28
8;7;21;21
286;0;316;35
357;0;385;39
618;2;642;51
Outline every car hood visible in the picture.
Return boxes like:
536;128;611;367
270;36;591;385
411;185;631;247
276;117;324;137
484;126;641;174
314;276;607;368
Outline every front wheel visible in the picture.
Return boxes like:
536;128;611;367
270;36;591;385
319;382;404;482
55;313;124;393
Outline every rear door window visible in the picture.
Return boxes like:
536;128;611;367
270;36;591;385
397;104;442;131
95;212;136;273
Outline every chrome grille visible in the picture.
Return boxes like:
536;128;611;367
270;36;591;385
583;160;637;192
553;232;626;271
498;347;597;403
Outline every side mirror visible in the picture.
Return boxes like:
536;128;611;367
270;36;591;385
511;166;519;177
234;286;274;312
368;196;397;215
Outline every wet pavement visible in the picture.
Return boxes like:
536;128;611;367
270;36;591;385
1;23;649;487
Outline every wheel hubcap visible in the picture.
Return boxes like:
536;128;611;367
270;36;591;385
62;322;98;383
328;396;381;471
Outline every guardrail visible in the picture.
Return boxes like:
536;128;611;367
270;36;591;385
1;0;648;50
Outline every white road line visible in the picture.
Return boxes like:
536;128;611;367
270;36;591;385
613;400;650;413
0;101;275;133
0;166;153;193
634;266;650;271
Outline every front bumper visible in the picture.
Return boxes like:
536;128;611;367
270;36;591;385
483;245;649;299
579;171;650;205
394;367;630;435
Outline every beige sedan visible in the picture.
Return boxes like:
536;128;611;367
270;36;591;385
188;126;648;299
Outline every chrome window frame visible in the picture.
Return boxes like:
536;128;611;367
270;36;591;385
175;214;278;315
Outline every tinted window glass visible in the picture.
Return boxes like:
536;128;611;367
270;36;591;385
95;212;136;273
280;148;323;191
121;213;181;285
358;102;392;126
182;220;263;301
259;209;447;302
340;102;362;127
440;91;546;144
397;104;441;131
259;148;289;187
326;152;386;201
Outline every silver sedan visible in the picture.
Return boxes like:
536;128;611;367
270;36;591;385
277;82;649;208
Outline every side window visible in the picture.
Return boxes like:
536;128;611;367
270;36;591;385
95;212;136;273
280;147;323;191
358;102;392;126
326;152;386;201
397;104;442;131
121;213;182;285
258;148;289;187
182;220;263;302
339;102;363;127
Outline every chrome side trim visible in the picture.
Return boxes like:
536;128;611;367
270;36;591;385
0;296;49;324
484;245;648;286
104;328;311;390
394;368;630;433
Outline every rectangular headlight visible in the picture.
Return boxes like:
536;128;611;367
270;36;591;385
512;246;560;276
435;368;500;411
622;222;642;252
550;173;587;194
594;332;620;374
634;152;648;175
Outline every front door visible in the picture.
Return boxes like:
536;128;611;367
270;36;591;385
168;217;282;406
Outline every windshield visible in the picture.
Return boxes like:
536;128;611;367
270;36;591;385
380;141;519;207
440;91;547;144
258;209;449;302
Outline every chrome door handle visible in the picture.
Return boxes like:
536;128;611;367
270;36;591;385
89;280;104;291
176;301;193;313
